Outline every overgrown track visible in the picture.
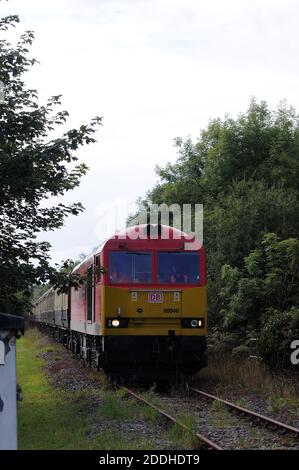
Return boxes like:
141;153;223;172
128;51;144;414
121;386;223;450
35;325;299;448
190;387;299;438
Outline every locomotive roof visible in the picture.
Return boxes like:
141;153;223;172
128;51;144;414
73;224;197;272
114;224;192;240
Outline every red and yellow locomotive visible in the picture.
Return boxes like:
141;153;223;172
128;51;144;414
34;224;207;382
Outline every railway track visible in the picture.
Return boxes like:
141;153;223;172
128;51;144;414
35;325;299;449
189;387;299;438
122;385;299;450
121;386;223;450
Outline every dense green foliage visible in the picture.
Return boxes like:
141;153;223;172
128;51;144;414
137;99;299;368
0;15;102;313
220;234;299;366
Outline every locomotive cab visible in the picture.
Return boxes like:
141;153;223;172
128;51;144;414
100;224;207;382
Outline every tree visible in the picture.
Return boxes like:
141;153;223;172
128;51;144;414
151;99;299;206
212;233;299;367
0;15;102;312
131;99;299;367
220;234;299;333
258;308;299;368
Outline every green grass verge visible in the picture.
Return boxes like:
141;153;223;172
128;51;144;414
17;331;94;449
16;329;171;450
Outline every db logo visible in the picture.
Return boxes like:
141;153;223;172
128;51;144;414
148;292;163;303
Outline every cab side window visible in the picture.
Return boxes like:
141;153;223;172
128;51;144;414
95;256;101;283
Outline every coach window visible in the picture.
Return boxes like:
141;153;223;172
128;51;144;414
157;252;200;284
109;252;152;283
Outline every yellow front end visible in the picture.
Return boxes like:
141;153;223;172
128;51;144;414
101;285;207;381
102;286;207;336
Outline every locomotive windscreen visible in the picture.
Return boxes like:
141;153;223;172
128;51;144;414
109;252;152;283
157;251;200;284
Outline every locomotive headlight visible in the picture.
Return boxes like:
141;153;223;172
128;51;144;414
181;318;204;328
112;319;120;327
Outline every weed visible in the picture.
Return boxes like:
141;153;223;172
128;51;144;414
90;429;157;450
268;396;288;414
280;435;296;447
166;412;198;449
42;346;54;353
210;399;227;414
139;404;160;422
96;390;136;420
267;395;299;419
236;436;249;449
139;386;160;405
199;353;299;399
207;401;239;429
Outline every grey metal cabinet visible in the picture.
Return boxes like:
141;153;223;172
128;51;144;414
0;313;24;450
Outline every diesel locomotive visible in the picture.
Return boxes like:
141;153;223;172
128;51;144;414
33;224;207;382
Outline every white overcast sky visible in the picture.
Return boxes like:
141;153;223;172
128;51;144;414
2;0;299;263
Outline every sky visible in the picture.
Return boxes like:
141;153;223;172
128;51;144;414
1;0;299;263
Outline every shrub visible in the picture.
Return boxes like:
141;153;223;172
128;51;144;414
258;308;299;368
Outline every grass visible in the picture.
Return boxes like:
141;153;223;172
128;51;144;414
205;397;239;429
236;436;250;449
95;389;136;420
41;346;54;353
280;434;298;448
137;388;209;449
197;353;299;429
16;329;177;450
90;429;158;450
139;403;161;422
166;412;199;449
210;399;227;413
199;353;299;400
267;395;299;421
17;330;95;449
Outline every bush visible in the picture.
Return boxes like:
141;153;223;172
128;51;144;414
232;345;250;359
258;308;299;368
218;234;299;368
